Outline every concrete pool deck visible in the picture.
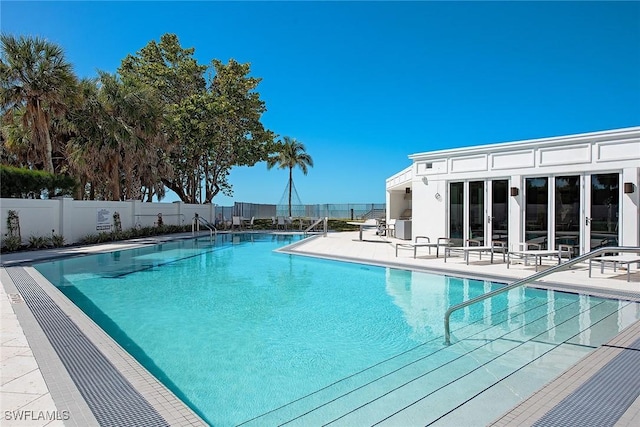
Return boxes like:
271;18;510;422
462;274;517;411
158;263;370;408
1;230;639;426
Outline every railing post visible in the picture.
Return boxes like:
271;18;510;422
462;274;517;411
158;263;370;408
444;315;451;345
192;213;200;235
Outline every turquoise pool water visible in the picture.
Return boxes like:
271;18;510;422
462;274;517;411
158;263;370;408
34;234;640;426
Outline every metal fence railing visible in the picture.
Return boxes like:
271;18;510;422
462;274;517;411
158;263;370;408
215;203;386;220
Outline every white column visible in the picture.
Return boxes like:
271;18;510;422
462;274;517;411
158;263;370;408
509;175;523;251
621;167;639;246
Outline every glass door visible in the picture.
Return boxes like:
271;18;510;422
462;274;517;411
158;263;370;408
525;177;549;249
490;180;509;245
469;181;485;243
587;173;619;250
449;182;464;246
555;176;580;256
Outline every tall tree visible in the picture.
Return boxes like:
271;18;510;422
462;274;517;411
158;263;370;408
171;59;276;203
120;34;276;203
267;137;313;216
119;33;207;202
0;34;77;173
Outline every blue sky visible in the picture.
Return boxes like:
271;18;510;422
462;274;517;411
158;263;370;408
2;1;639;205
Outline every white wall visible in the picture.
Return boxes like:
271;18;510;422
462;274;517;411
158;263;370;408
411;174;447;241
0;199;217;246
622;167;640;247
1;199;59;242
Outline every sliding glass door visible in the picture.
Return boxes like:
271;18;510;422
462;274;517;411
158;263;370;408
525;177;549;249
523;173;620;255
588;173;619;250
449;182;464;246
469;181;485;243
490;180;509;245
449;181;489;245
555;176;580;255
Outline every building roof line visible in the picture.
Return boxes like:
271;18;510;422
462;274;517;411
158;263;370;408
408;126;640;161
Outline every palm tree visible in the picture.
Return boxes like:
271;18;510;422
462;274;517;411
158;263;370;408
267;136;313;216
0;34;77;173
66;73;167;201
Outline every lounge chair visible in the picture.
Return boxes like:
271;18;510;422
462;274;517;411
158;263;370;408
589;252;640;282
243;216;255;230
277;216;287;230
395;236;451;258
507;243;567;271
232;216;243;231
444;239;501;265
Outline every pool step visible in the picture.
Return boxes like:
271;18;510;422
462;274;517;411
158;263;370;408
374;301;629;426
240;296;624;426
287;299;618;427
429;341;592;426
237;297;552;426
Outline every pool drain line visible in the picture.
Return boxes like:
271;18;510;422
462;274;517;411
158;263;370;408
7;267;170;427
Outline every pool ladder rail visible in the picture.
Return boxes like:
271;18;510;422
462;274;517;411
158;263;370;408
192;214;217;241
443;246;640;345
304;217;328;237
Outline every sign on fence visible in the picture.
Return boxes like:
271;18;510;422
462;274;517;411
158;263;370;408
96;208;112;231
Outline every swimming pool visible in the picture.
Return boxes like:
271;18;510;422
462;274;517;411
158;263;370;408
34;233;640;426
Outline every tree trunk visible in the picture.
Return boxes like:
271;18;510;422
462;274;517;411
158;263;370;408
75;179;85;200
111;157;121;201
31;100;55;173
162;178;189;203
288;167;293;217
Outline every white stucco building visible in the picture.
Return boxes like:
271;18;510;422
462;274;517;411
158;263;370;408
386;127;640;254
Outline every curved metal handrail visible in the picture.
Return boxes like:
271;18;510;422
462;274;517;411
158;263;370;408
443;246;640;345
192;215;217;241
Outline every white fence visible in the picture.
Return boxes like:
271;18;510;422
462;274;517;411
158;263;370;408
0;198;215;245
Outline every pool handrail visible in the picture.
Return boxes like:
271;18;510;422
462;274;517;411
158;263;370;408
192;215;217;241
304;217;328;237
443;246;640;345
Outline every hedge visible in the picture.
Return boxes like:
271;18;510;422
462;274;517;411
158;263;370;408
0;165;76;198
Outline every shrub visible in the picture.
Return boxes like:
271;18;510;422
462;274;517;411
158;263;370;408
50;231;65;248
2;235;23;252
0;165;76;198
28;235;51;249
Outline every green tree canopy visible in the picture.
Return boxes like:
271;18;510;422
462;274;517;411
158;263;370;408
65;73;169;201
120;34;276;203
0;34;77;173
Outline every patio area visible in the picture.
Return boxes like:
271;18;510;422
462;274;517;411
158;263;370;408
1;229;639;426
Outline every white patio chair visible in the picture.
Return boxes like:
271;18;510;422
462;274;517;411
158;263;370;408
232;216;243;231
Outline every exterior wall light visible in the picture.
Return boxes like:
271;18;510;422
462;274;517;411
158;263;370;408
624;182;635;194
510;187;519;197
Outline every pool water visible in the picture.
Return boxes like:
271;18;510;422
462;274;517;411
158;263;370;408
34;234;640;426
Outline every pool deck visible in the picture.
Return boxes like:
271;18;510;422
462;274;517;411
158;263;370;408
1;230;639;426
